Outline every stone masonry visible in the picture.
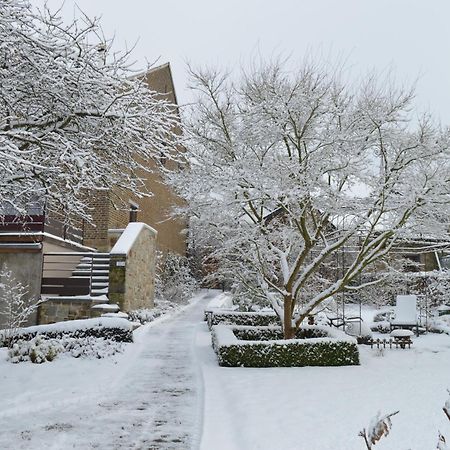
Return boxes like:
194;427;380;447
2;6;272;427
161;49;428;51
108;223;157;312
38;297;104;324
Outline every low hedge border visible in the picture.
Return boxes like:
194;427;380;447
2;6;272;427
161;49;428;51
0;317;134;347
211;324;359;367
207;310;281;330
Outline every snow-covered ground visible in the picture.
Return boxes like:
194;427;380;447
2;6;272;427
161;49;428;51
0;291;212;449
1;291;450;449
198;315;450;450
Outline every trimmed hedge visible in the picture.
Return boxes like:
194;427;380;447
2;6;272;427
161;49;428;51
207;310;281;329
211;325;359;367
0;318;133;347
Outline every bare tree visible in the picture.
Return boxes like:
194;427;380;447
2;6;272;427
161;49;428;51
0;0;180;221
170;59;450;338
0;266;41;346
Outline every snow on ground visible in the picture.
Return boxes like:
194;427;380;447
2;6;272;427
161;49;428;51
0;291;212;450
198;318;450;450
2;291;450;450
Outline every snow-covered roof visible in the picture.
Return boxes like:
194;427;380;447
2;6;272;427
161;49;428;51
110;222;157;256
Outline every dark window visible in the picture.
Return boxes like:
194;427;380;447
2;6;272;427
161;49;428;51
129;204;138;223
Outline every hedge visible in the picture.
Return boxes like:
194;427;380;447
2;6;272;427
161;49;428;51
211;325;359;367
207;310;281;329
0;317;134;347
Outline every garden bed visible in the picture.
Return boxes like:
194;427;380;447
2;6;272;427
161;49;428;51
211;324;359;367
207;310;281;329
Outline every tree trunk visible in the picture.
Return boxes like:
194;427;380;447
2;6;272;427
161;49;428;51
283;294;295;339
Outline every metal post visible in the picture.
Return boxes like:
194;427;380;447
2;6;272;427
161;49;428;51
89;253;94;297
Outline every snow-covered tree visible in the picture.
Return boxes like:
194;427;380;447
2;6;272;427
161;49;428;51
0;0;180;220
155;251;198;304
170;59;450;339
0;266;41;345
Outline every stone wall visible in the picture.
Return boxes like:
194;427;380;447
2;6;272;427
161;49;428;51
108;223;157;312
0;250;43;329
38;297;104;325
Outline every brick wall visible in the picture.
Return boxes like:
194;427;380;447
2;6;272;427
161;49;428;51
107;63;187;256
83;189;110;251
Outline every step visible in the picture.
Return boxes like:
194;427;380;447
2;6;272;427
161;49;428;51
92;288;109;294
76;263;110;269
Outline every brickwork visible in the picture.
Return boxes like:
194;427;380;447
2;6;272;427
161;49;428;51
83;189;110;251
86;63;187;256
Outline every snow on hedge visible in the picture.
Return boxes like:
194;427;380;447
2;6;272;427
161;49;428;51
0;317;134;346
207;310;280;329
211;324;359;367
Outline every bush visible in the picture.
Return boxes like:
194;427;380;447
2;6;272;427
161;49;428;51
8;336;124;363
211;325;360;367
128;299;178;325
8;336;63;363
0;317;133;347
156;251;198;304
207;311;281;330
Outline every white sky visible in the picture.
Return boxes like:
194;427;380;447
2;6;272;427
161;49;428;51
37;0;450;122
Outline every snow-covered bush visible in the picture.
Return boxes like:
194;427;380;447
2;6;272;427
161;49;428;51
211;325;359;367
128;299;178;325
8;337;63;363
358;269;450;309
207;311;281;330
0;317;133;347
0;266;41;346
61;337;124;359
345;321;373;343
156;252;198;304
7;335;124;364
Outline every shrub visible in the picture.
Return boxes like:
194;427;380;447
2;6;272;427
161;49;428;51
207;311;281;330
0;266;42;346
0;317;133;347
7;336;124;363
8;337;63;363
128;299;178;325
211;325;360;367
156;251;198;304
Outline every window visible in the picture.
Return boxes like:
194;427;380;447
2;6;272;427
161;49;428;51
129;202;138;223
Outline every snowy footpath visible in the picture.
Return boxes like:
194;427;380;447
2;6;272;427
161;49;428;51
2;292;450;450
0;291;212;450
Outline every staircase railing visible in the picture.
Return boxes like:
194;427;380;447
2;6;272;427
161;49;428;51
41;252;110;297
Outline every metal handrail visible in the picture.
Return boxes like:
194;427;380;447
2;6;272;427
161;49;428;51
41;252;111;297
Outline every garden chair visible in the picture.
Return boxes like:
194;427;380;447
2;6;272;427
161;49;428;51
390;295;419;336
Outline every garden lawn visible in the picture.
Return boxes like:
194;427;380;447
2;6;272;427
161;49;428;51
198;326;450;450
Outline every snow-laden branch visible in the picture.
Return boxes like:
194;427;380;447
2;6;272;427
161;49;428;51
168;57;450;339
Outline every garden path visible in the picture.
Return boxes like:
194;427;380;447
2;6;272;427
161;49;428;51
0;291;213;450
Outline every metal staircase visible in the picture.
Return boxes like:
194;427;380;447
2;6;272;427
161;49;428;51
72;253;111;297
41;252;111;298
